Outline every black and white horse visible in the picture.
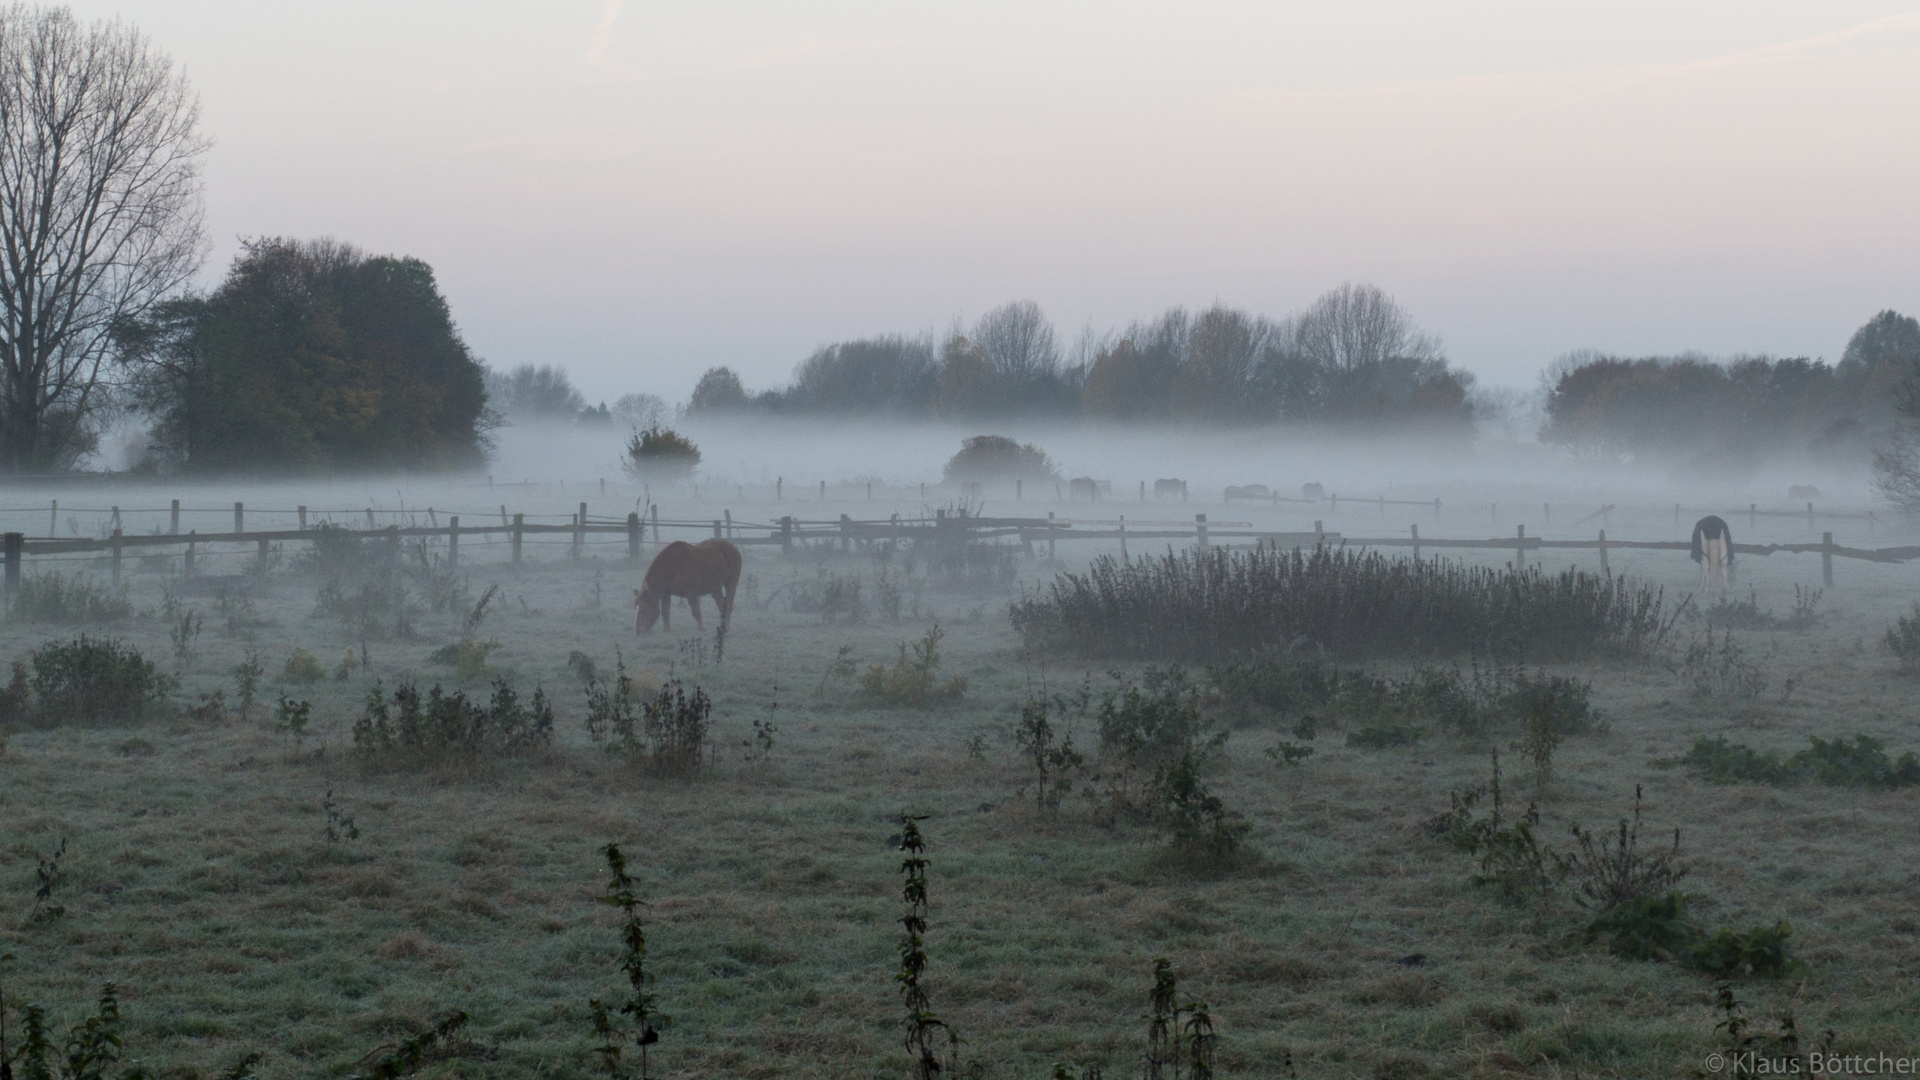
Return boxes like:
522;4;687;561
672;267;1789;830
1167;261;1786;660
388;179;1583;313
1690;515;1735;589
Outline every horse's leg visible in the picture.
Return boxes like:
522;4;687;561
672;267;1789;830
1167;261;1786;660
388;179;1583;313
661;598;671;631
688;594;705;631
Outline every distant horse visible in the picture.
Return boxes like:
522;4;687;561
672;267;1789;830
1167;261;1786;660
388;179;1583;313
1788;485;1821;500
1301;482;1326;501
1069;477;1099;502
1153;478;1187;501
635;538;742;633
1690;515;1735;589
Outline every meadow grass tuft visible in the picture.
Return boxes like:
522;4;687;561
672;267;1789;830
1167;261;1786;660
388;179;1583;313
350;679;554;772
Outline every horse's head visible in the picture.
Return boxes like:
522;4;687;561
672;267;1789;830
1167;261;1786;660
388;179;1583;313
634;586;661;633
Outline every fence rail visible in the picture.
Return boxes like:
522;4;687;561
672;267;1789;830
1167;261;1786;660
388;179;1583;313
0;500;1910;599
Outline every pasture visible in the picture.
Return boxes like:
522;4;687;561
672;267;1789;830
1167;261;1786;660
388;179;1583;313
1;475;1918;1079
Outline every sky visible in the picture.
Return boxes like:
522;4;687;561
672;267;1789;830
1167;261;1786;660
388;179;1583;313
68;1;1920;401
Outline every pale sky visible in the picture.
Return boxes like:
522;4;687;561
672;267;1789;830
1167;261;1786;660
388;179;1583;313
70;1;1920;400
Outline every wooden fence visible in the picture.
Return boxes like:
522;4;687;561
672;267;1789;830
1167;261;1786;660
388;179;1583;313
1;502;1912;600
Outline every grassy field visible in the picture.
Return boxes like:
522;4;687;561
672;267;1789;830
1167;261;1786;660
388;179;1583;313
1;519;1918;1079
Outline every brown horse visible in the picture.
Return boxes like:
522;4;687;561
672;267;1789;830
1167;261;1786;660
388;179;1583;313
635;539;742;633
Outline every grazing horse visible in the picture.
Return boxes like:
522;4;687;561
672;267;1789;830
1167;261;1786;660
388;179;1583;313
1690;515;1735;589
1069;477;1098;502
1153;478;1187;501
635;539;742;633
1301;482;1326;501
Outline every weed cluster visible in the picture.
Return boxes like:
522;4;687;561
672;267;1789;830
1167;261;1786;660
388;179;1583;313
1144;958;1216;1080
896;815;959;1080
589;842;666;1078
9;572;131;623
429;638;501;679
787;569;867;623
1672;628;1769;701
1699;586;1822;632
1016;698;1084;813
858;625;966;707
350;680;553;771
585;663;711;776
1680;734;1920;788
15;636;175;727
1886;604;1920;671
1012;545;1668;663
316;573;414;640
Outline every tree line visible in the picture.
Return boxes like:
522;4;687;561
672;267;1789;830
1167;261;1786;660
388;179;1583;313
680;284;1479;433
1538;310;1920;467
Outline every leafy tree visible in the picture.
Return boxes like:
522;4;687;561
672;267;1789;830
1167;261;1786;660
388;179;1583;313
784;336;936;413
128;238;488;473
687;366;749;413
943;435;1059;482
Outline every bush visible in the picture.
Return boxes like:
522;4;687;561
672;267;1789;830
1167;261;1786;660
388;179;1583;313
942;435;1059;483
1680;734;1920;788
10;572;132;623
623;424;700;479
1550;786;1689;912
858;625;966;707
1012;545;1668;663
1097;667;1217;763
24;637;174;727
585;665;711;776
1887;604;1920;670
1586;891;1702;962
1687;922;1796;978
350;680;554;771
1149;750;1251;873
280;647;326;684
315;574;413;640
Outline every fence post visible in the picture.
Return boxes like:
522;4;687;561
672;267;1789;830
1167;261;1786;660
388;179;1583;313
235;501;244;534
1411;523;1419;561
184;531;196;576
627;513;641;561
1140;480;1146;502
1119;515;1128;560
1749;503;1757;531
1674;502;1680;527
171;499;180;534
298;506;307;530
820;479;826;501
512;514;524;564
1314;519;1324;548
1597;529;1609;576
1822;531;1834;588
1543;502;1549;526
500;504;508;527
777;477;783;501
111;505;120;531
1047;512;1057;560
1434;497;1441;520
1516;524;1526;566
1379;496;1385;517
3;532;19;598
651;504;660;543
111;528;123;586
600;477;606;496
713;519;723;540
386;524;400;564
781;516;794;555
258;536;270;570
49;500;56;536
840;513;851;553
725;509;733;538
1808;501;1815;530
1195;513;1209;552
448;516;460;566
574;502;586;560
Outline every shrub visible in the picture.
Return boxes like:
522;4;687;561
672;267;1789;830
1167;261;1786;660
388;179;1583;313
1681;735;1920;788
1347;722;1425;749
350;680;554;771
624;424;700;479
10;572;131;623
858;625;966;707
1673;627;1767;701
281;647;326;684
1015;697;1084;813
316;573;413;640
1687;922;1796;978
26;637;174;727
1097;667;1217;763
942;434;1059;482
1586;891;1702;962
586;666;710;776
429;638;501;679
1888;604;1920;670
1550;786;1689;912
1149;750;1250;873
1012;545;1668;663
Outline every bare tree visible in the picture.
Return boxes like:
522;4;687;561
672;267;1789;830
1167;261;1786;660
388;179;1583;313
0;6;208;471
1290;282;1440;373
973;299;1059;382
